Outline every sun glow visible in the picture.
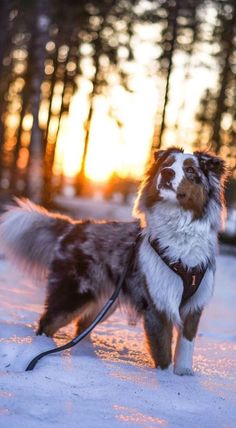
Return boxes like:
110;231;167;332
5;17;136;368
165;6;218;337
53;17;219;183
53;77;157;182
53;70;216;182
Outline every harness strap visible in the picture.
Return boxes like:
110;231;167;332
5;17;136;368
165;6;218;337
148;237;208;305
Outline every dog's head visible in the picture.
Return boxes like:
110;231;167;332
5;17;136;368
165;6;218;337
134;146;227;223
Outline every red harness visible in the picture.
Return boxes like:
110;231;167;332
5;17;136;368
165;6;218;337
148;237;208;305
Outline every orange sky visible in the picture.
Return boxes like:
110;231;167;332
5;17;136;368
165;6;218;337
53;5;219;182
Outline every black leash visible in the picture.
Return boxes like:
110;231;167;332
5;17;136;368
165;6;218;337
25;238;138;371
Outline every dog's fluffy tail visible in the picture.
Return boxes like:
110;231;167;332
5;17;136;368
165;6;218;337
0;198;72;278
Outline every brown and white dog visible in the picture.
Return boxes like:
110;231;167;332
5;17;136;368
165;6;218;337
0;147;227;375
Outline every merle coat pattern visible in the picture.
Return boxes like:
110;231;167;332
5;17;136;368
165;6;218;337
0;147;227;375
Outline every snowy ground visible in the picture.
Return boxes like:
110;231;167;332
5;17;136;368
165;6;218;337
0;199;236;428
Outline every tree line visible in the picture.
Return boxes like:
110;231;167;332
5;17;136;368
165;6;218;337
0;0;235;205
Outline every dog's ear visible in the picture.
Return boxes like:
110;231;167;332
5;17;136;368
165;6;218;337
194;151;226;178
153;146;183;163
153;150;165;162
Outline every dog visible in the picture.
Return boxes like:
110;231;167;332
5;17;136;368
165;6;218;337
0;147;227;375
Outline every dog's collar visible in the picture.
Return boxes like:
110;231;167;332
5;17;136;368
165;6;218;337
148;237;208;305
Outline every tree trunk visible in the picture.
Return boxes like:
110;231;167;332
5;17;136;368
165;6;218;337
212;4;236;154
152;0;180;150
25;3;50;203
76;54;99;195
0;1;16;179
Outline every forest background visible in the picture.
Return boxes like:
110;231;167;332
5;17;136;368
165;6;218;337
0;0;235;209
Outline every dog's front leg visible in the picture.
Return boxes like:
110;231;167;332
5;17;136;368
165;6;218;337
144;305;172;370
174;309;202;376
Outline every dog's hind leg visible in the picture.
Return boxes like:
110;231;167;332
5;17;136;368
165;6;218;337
174;309;202;376
75;304;100;336
37;278;95;337
76;298;118;335
144;305;172;369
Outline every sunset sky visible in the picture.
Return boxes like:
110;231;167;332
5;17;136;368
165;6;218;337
3;4;220;185
52;5;219;182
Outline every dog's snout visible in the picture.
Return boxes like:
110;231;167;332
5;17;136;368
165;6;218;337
161;168;175;182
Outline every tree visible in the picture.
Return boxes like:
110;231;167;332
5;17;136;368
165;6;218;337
195;0;236;176
74;0;138;194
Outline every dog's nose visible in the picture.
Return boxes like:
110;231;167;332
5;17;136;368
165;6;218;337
161;168;175;182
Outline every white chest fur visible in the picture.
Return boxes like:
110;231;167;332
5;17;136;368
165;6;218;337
139;207;216;325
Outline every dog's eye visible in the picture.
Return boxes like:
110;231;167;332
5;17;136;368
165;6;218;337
186;167;195;174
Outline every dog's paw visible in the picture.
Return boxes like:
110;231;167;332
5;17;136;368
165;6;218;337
36;325;52;337
174;366;194;376
36;319;55;337
157;364;173;373
36;325;43;336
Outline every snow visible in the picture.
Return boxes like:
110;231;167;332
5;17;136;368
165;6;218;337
0;199;236;428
